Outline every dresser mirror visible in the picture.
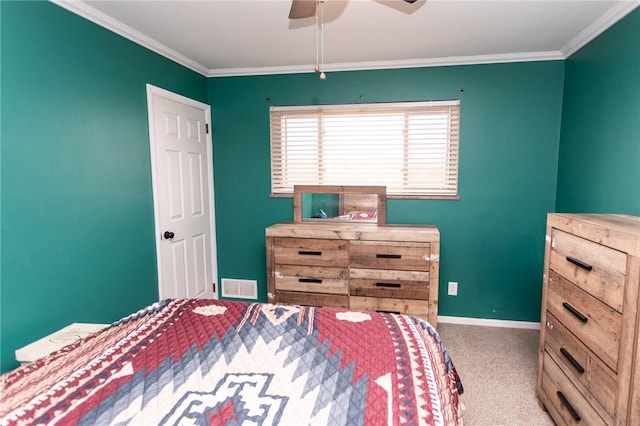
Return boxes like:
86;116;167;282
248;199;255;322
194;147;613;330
293;185;386;225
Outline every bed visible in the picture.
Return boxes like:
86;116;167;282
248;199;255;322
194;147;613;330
0;298;463;425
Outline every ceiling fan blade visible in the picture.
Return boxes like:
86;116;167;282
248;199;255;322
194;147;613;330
289;0;317;19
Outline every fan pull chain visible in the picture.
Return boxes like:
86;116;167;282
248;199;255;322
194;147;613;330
320;0;325;80
315;0;326;80
315;2;319;73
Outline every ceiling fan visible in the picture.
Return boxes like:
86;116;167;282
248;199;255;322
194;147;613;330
289;0;420;80
289;0;418;19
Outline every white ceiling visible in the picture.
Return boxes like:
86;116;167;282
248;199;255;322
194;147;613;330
54;0;639;77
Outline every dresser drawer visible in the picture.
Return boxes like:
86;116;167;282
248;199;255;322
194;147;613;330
274;265;348;295
550;229;626;313
349;241;430;271
349;268;429;299
541;351;606;426
544;312;616;416
350;296;428;316
273;238;349;267
547;271;622;371
276;290;349;309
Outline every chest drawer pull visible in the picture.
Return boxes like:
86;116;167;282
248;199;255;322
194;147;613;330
376;309;401;314
375;282;402;288
556;391;581;422
376;253;402;259
299;278;322;284
560;347;585;374
565;256;593;271
562;302;589;323
298;250;322;256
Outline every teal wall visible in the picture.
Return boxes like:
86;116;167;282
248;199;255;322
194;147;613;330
1;0;637;376
0;1;208;373
556;9;640;214
209;62;565;322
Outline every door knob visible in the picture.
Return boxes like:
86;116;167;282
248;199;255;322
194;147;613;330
164;231;175;240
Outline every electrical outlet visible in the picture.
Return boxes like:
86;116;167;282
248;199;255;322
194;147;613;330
448;281;458;296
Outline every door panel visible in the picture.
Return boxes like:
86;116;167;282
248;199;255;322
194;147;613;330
188;152;204;216
166;150;184;221
170;239;188;298
192;233;207;296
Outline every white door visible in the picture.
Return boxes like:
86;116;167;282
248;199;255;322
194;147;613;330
146;84;217;300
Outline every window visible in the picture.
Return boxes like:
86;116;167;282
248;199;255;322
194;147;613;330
270;100;460;198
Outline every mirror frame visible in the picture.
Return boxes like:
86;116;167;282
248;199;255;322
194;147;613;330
293;185;387;225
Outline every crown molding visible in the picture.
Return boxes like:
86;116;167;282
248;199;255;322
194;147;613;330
53;0;637;79
206;51;565;77
561;1;639;58
50;0;209;76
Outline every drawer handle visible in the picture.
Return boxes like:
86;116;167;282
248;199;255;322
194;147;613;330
375;282;402;288
298;250;322;256
566;256;593;271
376;309;401;314
562;302;588;323
560;347;585;374
556;391;581;422
299;278;322;284
376;253;402;259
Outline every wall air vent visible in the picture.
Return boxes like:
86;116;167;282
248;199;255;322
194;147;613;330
221;278;258;300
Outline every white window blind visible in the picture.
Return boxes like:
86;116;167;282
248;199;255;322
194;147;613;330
270;100;460;198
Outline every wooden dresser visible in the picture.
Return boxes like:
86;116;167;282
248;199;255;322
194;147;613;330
265;222;440;327
536;213;640;425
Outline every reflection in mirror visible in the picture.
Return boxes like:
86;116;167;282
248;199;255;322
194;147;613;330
294;185;386;225
302;192;339;219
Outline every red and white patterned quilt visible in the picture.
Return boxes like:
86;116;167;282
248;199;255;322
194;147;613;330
1;299;463;425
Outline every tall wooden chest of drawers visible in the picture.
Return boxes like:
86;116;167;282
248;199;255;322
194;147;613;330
266;222;440;327
536;213;640;425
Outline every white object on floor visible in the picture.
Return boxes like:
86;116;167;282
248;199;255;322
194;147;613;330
15;323;108;365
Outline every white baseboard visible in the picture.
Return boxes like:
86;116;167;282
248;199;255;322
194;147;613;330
438;315;541;330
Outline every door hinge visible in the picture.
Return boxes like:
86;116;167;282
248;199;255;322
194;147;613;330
212;282;216;293
205;123;209;134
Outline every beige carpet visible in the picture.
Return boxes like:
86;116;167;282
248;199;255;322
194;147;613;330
437;323;555;426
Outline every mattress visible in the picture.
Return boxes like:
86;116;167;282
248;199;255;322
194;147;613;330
1;299;463;425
